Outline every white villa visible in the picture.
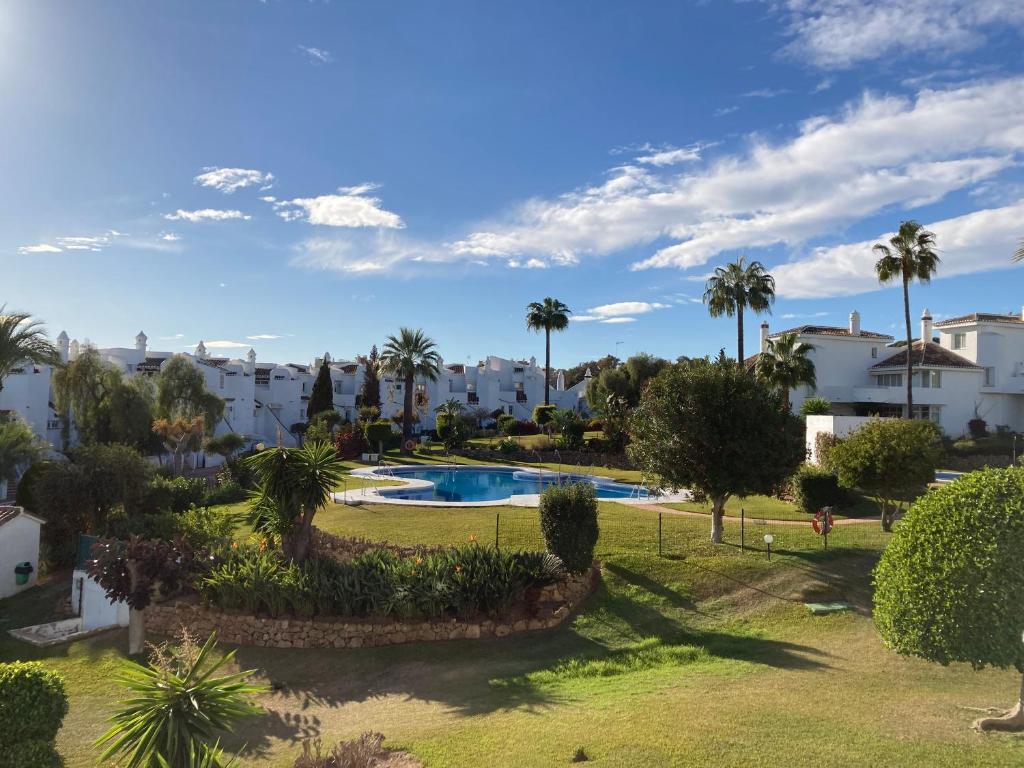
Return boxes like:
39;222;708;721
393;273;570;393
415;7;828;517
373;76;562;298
753;308;1024;437
0;330;589;460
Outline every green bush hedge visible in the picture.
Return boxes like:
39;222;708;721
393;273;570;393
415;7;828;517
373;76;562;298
0;662;68;768
532;405;557;427
144;475;207;513
791;464;845;512
198;544;564;620
539;483;599;574
497;414;516;435
363;420;396;452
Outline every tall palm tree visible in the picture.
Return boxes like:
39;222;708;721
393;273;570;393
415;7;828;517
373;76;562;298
703;256;775;365
0;305;61;391
873;221;940;419
380;328;442;447
754;333;816;410
526;298;571;405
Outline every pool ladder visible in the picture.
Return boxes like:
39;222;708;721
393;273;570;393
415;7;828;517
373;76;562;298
377;458;396;479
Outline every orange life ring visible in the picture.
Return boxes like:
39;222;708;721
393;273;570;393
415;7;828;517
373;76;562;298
812;509;833;535
403;438;418;452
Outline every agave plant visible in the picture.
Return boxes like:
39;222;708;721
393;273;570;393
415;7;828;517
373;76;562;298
96;632;265;768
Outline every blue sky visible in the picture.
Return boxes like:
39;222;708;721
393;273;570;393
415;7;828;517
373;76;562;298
3;0;1024;367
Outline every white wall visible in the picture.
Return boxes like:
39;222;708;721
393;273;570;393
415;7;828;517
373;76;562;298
70;570;130;631
0;511;42;599
805;415;882;465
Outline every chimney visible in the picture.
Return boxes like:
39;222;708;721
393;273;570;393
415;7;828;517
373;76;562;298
849;310;861;337
69;339;80;361
556;370;565;391
244;348;256;375
195;340;208;359
760;321;769;354
921;308;933;344
57;331;70;363
135;330;147;354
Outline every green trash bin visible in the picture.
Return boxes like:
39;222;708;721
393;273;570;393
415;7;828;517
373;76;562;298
14;562;33;585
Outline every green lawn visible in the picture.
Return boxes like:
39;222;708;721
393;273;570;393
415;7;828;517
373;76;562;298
2;501;1020;767
661;493;881;522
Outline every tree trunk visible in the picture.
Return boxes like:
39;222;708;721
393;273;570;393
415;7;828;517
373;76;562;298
282;510;315;563
544;327;551;406
402;373;414;447
736;305;745;366
903;275;913;418
128;608;146;654
710;495;726;544
974;670;1024;732
880;499;894;532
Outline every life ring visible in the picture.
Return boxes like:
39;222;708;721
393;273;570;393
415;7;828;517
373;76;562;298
812;508;833;535
403;438;418;452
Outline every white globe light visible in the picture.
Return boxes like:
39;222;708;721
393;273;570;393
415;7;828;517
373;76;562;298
764;533;774;545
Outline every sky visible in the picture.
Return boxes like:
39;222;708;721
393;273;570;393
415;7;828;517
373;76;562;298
2;0;1024;368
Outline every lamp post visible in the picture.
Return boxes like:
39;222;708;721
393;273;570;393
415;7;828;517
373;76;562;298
764;533;774;561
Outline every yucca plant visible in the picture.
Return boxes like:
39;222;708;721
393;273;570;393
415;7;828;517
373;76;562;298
96;632;266;768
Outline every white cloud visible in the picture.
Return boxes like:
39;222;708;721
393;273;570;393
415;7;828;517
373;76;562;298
192;340;249;350
274;184;403;229
18;243;62;254
635;144;705;166
714;106;740;117
290;230;452;275
449;76;1024;273
246;334;287;340
160;333;185;340
194;167;274;194
298;45;333;64
773;200;1024;298
164;209;251;222
159;232;181;242
773;0;1024;70
574;301;668;324
742;88;791;98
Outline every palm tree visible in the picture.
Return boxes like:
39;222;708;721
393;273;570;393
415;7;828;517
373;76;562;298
1013;238;1023;262
246;441;347;562
703;257;775;364
754;333;816;410
526;298;572;405
873;221;940;419
380;328;442;447
0;305;61;391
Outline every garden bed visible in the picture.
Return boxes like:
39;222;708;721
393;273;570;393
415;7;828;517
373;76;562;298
145;565;599;649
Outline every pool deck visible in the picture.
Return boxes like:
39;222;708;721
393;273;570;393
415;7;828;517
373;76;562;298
332;464;692;508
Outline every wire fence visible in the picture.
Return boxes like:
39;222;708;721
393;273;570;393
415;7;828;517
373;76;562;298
490;505;892;559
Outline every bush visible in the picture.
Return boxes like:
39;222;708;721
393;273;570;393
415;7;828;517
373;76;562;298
497;414;516;435
585;419;603;432
363;420;395;453
815;432;842;469
968;418;988;439
13;460;49;513
144;475;207;513
197;544;563;620
791;464;845;512
509;420;541;436
203;481;249;506
294;733;392;768
532;405;557;428
334;425;369;460
495;437;519;456
800;396;832;416
0;661;68;768
539;483;599;574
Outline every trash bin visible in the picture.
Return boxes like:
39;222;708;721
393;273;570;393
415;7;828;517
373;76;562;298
14;562;33;585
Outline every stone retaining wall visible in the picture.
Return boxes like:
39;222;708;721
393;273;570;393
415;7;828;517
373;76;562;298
145;567;599;649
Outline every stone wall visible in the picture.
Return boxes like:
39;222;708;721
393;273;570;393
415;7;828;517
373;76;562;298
145;567;599;649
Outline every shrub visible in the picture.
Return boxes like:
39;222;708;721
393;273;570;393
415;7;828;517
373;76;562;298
508;420;541;436
539;483;599;574
294;733;391;768
363;420;395;454
800;396;832;416
0;661;68;768
13;460;49;513
334;425;369;460
144;475;207;513
551;410;586;450
497;414;516;435
532;405;557;428
873;467;1024;731
495;437;519;456
585;419;603;432
203;481;249;506
791;464;845;512
815;432;842;469
968;418;988;439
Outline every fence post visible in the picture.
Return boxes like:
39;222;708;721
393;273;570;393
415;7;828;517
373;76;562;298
495;512;500;550
740;508;745;551
658;512;663;557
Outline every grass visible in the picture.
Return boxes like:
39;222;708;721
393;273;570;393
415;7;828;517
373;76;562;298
661;493;880;522
2;500;1021;767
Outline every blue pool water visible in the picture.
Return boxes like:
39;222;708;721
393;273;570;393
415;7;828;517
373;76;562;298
377;466;646;503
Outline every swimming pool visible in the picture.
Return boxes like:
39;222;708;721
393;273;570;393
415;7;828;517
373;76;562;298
362;465;649;503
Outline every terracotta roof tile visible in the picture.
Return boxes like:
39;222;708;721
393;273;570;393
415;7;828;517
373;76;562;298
771;325;893;340
934;312;1024;328
870;341;981;370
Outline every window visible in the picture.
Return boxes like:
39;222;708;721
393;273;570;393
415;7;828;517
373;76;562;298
911;405;941;423
871;347;878;359
219;373;225;389
984;367;995;387
917;370;941;388
952;332;967;350
877;373;902;387
513;367;524;373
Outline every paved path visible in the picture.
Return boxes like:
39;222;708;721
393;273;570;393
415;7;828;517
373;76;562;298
635;503;882;527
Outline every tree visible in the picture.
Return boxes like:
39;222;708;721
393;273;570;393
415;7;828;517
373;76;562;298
873;467;1024;732
155;355;224;435
526;298;572;405
360;345;381;409
873;220;940;418
562;354;620;389
204;432;245;460
0;305;60;392
435;399;471;451
628;355;805;544
246;442;347;562
88;536;203;654
307;358;334;420
828;418;941;531
108;377;159;452
52;348;123;446
0;415;41;495
380;328;442;447
550;409;586;450
585;353;669;413
152;417;205;476
754;333;816;410
95;630;263;765
703;256;775;365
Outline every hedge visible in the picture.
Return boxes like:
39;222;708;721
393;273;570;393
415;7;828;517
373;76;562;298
539;483;599;574
791;463;845;512
0;662;68;768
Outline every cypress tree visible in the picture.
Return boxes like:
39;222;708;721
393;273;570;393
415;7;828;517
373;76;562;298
361;345;381;409
307;358;334;420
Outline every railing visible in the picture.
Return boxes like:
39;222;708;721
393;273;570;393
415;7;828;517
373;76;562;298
376;458;395;478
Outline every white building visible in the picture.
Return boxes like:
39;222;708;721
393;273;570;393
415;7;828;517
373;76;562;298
1;331;589;456
754;307;1024;438
0;507;43;599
